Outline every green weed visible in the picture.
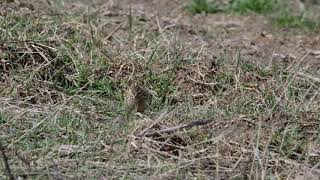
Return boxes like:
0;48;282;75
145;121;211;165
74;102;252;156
229;0;277;14
185;0;225;14
274;10;320;31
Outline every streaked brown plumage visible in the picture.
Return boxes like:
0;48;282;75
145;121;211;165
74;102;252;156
125;82;152;114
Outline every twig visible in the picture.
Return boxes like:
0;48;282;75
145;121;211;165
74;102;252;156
0;140;14;180
0;40;56;44
105;23;124;40
296;72;320;84
145;119;212;137
187;75;217;86
138;111;168;136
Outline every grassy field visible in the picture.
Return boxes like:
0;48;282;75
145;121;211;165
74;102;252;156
0;0;320;179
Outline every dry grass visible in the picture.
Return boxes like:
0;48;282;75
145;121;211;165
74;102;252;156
0;0;319;179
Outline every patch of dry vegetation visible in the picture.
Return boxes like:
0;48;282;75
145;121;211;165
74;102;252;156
0;0;319;179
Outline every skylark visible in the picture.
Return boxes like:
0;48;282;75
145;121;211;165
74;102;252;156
125;81;152;114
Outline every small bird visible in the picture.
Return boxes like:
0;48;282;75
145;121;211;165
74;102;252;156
125;81;152;115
